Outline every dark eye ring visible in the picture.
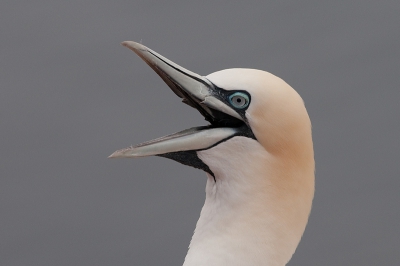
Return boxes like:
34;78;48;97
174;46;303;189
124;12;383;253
228;92;249;109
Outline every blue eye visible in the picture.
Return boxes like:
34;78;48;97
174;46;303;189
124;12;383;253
229;92;249;109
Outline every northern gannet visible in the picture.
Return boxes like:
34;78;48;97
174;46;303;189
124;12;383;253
110;41;314;266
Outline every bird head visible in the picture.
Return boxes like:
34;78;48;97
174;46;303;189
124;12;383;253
109;41;313;179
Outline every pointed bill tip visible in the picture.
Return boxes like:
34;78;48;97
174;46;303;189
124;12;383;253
121;41;147;52
108;150;121;158
108;147;138;159
109;145;155;158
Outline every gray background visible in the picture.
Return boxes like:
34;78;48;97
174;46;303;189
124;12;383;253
1;1;399;265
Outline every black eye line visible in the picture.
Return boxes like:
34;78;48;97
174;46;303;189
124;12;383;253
205;81;251;123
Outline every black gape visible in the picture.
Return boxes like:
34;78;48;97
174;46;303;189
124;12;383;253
159;151;214;179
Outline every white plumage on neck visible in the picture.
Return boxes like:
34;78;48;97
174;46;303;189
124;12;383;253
182;137;313;266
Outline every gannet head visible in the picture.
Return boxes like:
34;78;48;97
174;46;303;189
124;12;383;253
206;68;313;159
110;42;314;266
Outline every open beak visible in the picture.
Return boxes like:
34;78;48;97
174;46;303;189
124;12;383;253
109;41;246;159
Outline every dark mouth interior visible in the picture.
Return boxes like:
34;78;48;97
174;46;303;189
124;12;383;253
199;107;255;140
204;107;245;128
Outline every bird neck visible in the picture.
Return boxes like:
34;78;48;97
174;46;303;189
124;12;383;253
183;137;314;266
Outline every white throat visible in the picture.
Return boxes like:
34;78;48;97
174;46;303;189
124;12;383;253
182;137;314;266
